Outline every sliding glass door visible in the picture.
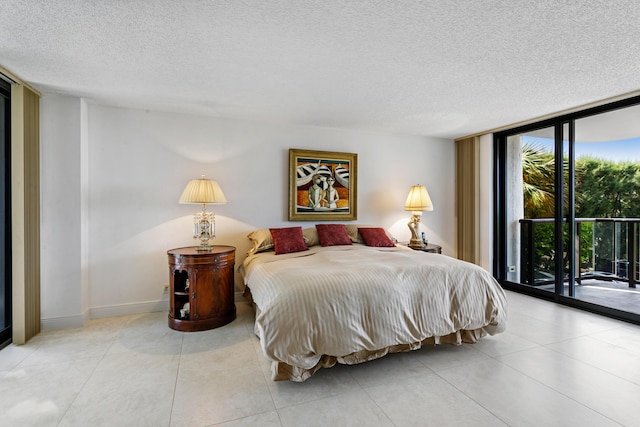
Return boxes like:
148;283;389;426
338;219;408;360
0;79;10;346
504;126;558;295
495;96;640;324
571;104;640;315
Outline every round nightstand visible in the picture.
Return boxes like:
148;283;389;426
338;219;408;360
167;246;236;331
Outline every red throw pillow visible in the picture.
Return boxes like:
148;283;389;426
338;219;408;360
316;224;352;247
358;227;396;247
269;227;309;255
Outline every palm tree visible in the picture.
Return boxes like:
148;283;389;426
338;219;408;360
522;143;555;218
522;142;582;219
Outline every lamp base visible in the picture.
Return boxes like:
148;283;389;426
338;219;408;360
407;213;425;250
196;243;213;252
193;210;215;252
408;238;425;250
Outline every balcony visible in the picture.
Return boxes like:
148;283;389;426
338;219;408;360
518;218;640;315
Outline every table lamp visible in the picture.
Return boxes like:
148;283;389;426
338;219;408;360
179;175;227;251
404;184;433;250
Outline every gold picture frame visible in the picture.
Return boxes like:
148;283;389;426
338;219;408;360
288;148;358;221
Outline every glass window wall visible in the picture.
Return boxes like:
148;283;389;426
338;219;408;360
495;97;640;323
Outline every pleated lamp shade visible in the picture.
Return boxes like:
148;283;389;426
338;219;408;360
179;175;227;205
404;185;433;212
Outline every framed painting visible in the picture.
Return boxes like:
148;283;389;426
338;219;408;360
288;148;358;221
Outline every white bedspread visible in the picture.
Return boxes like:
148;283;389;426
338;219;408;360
241;245;507;381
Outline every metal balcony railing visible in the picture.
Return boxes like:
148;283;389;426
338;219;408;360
518;218;639;289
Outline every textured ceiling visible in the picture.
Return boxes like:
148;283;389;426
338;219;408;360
1;1;640;139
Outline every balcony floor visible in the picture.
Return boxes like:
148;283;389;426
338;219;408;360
535;279;640;316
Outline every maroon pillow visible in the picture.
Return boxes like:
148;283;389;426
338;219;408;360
316;224;352;247
358;227;396;247
269;227;308;255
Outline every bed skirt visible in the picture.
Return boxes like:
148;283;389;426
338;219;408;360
270;328;487;382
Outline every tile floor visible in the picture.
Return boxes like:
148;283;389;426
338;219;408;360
1;290;640;426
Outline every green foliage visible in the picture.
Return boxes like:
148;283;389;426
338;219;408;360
574;157;640;218
522;144;640;277
522;143;555;218
521;143;578;219
527;221;595;273
522;143;640;219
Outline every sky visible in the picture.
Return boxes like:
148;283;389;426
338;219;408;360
523;136;640;163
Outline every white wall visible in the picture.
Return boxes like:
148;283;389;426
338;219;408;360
40;95;88;328
40;94;455;327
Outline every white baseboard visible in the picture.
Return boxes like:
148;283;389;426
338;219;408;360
90;300;169;319
40;293;245;331
40;311;89;331
40;301;167;331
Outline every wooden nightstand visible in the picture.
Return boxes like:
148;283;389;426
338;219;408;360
167;246;236;331
421;243;442;254
404;243;442;254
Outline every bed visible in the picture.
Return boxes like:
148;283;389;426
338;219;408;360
240;225;507;382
